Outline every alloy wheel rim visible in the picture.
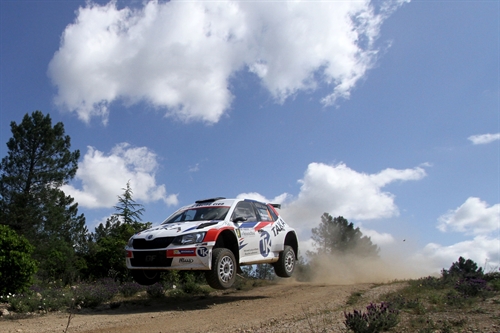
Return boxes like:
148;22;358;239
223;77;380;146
219;256;234;282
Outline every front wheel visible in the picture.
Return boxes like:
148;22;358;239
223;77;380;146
273;245;295;277
131;270;161;286
205;248;237;289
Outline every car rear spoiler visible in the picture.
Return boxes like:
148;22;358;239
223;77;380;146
269;203;281;209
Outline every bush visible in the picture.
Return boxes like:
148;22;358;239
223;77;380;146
454;278;491;297
146;283;165;298
344;302;399;333
386;294;423;312
73;278;119;308
414;276;444;289
0;225;37;295
7;287;73;313
442;257;483;281
119;282;144;297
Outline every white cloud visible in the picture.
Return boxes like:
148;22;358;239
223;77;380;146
438;197;500;235
414;236;500;275
359;226;396;246
236;192;290;205
48;0;409;124
237;162;425;252
62;143;178;208
282;163;426;233
468;133;500;145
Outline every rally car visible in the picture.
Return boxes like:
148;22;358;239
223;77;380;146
125;197;298;289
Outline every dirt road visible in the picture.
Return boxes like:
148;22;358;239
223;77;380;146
2;282;392;333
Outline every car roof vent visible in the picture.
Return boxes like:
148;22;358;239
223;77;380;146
270;203;281;209
195;197;226;204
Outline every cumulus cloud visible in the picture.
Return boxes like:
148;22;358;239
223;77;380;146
438;197;500;235
359;226;396;246
282;162;426;232
48;0;409;124
236;192;290;205
237;162;425;253
414;236;500;275
468;133;500;145
62;143;178;208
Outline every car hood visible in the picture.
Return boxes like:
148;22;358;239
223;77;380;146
133;220;224;240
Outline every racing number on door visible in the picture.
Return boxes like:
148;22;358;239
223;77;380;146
259;230;272;257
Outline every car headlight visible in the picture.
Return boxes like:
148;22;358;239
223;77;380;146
173;232;206;245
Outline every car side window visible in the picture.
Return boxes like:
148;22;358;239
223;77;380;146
254;202;275;221
231;201;257;222
267;204;279;221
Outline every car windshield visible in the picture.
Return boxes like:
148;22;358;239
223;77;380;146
161;206;230;224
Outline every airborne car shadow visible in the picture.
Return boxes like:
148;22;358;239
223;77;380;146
75;294;268;316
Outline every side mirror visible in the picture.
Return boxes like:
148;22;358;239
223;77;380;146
232;216;247;223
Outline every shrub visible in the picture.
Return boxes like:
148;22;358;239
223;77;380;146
344;302;399;333
386;294;423;313
415;276;444;289
443;290;473;308
119;282;144;297
146;283;165;298
6;286;73;313
442;257;483;281
73;279;119;308
454;278;491;297
0;225;38;295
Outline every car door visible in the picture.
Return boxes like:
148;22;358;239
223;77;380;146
232;201;262;263
253;202;278;259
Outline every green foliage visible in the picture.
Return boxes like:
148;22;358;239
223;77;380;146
346;291;363;305
83;182;151;281
442;256;484;281
118;282;144;297
385;293;425;314
179;272;207;294
308;214;379;258
113;180;145;225
146;283;166;298
73;279;119;308
7;286;73;313
486;272;500;291
0;111;86;284
344;302;399;333
0;225;37;294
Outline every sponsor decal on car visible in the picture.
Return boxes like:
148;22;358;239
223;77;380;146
179;258;194;264
259;230;272;257
196;247;209;257
167;248;197;257
271;219;286;237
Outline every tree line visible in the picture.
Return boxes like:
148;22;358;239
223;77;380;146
0;111;379;295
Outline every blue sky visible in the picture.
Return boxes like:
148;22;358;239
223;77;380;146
1;0;498;275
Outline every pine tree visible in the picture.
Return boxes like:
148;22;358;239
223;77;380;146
0;111;86;283
308;213;379;258
113;180;145;225
84;182;151;281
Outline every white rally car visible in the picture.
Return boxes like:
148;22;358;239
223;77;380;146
125;197;298;289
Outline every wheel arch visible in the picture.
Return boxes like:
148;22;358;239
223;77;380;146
213;229;240;264
284;231;299;259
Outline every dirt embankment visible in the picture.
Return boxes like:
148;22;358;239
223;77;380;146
1;281;396;333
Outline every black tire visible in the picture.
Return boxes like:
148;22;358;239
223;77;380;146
131;270;161;286
205;248;237;290
273;245;295;278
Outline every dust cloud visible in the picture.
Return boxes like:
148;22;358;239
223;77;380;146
303;253;424;285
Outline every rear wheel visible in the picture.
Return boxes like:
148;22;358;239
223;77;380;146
205;248;237;289
273;245;295;277
131;270;161;285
